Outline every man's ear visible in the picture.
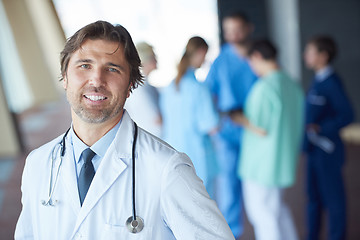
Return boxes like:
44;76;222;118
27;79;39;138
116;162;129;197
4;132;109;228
320;51;330;65
126;82;133;98
62;75;68;90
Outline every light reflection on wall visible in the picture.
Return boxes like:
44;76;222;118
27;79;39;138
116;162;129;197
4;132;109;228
0;1;32;112
53;0;219;87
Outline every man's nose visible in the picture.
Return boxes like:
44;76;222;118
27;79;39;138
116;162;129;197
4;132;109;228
88;68;104;87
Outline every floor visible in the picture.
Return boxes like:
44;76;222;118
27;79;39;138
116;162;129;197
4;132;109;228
0;99;359;239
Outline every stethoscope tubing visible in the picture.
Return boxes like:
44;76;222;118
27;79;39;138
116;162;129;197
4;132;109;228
131;122;138;220
42;122;142;232
44;124;138;213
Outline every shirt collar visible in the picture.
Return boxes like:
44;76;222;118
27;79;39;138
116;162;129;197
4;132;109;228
315;65;334;82
70;127;88;164
71;117;122;163
91;120;121;158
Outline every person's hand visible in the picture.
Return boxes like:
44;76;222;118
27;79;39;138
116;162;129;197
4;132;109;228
307;123;320;133
230;111;267;136
249;125;267;136
229;111;248;126
209;127;219;136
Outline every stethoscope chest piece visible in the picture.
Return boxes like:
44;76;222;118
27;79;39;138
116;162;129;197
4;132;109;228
126;216;144;233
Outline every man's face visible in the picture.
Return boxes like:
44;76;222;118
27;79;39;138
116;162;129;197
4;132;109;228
63;39;131;124
223;18;251;44
249;52;262;76
304;43;327;70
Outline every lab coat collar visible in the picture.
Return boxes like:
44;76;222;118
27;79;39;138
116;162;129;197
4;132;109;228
71;110;134;238
60;132;82;217
112;110;135;158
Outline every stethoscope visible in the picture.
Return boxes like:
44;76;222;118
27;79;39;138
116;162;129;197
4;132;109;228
41;122;144;233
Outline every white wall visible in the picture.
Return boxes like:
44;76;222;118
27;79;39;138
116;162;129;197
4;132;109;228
266;0;301;81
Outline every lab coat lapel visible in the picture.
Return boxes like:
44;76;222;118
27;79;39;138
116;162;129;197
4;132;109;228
71;111;135;237
61;135;81;216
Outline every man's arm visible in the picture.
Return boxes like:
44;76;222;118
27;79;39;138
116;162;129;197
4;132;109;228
160;153;234;240
318;78;354;137
229;110;267;136
15;153;34;239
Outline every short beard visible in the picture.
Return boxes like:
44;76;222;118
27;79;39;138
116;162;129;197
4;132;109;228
237;38;250;46
65;86;125;124
72;103;124;124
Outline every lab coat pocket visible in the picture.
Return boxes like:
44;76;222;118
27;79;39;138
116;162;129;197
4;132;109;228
102;224;152;240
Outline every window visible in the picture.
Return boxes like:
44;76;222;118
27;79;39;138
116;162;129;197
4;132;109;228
53;0;219;86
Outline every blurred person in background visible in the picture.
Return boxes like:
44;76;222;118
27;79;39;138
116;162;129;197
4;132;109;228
303;35;354;240
231;39;304;240
160;36;219;197
205;11;257;238
124;42;162;137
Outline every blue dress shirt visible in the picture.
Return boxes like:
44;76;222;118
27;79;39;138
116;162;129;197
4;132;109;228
70;119;122;178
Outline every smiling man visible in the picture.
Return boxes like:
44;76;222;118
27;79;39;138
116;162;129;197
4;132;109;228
15;21;234;240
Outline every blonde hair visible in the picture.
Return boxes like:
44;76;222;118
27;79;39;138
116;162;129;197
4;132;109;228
175;36;208;89
136;42;155;64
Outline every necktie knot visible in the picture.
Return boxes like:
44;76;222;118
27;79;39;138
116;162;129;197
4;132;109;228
82;148;96;164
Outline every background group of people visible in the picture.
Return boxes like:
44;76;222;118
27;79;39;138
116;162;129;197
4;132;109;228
125;12;354;240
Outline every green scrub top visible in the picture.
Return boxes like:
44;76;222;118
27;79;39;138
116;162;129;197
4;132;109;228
239;70;304;187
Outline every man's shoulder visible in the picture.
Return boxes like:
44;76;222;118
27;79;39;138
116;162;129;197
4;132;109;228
136;127;193;168
314;72;343;95
322;72;342;88
26;134;64;162
21;133;65;180
137;127;176;155
208;44;231;65
249;78;267;95
220;43;233;52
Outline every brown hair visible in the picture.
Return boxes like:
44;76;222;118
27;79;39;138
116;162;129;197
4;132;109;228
308;35;337;64
60;20;143;90
223;11;250;24
248;38;278;60
175;36;208;89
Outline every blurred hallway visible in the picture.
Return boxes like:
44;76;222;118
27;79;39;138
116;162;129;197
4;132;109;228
0;99;359;239
1;0;360;239
0;98;71;240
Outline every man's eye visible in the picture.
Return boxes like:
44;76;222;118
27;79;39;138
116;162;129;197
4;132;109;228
80;64;90;69
108;68;119;73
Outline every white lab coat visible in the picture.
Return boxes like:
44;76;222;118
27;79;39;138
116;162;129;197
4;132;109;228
15;111;234;240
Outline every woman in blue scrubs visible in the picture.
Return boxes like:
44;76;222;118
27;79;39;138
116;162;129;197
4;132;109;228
160;37;219;196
